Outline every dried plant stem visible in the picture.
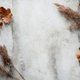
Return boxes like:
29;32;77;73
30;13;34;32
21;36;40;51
0;64;20;80
0;45;25;80
12;64;25;80
12;76;20;80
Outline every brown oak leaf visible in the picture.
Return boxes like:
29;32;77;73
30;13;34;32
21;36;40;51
2;13;12;24
0;7;12;23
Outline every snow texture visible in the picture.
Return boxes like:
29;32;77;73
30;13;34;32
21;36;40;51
0;0;79;80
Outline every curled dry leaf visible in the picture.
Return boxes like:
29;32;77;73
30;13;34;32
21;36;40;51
0;7;12;23
54;3;80;29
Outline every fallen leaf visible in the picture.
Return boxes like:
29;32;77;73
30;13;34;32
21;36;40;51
76;52;80;65
0;7;12;23
79;4;80;7
2;13;12;24
0;22;3;29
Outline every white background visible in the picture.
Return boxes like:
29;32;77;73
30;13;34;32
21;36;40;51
0;0;79;80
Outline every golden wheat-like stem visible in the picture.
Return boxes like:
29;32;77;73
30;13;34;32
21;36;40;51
12;64;25;80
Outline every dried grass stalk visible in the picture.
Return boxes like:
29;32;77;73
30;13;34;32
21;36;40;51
0;45;25;80
54;3;80;29
0;64;19;80
0;45;12;66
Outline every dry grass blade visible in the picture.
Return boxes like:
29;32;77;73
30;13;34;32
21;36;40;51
0;45;25;80
0;64;19;80
54;3;80;29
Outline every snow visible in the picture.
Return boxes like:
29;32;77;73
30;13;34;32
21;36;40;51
0;0;80;80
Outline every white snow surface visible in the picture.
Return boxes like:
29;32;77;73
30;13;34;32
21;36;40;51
0;0;80;80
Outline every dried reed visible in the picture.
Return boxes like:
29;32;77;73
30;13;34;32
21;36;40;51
54;3;80;29
0;45;25;80
0;64;19;80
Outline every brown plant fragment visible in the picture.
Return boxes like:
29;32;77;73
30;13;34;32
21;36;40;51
79;4;80;7
0;22;3;29
0;65;19;80
0;45;25;80
54;3;80;29
76;52;80;65
0;45;12;66
0;7;12;23
0;64;12;77
2;13;12;24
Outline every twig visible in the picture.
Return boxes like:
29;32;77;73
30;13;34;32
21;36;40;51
12;76;20;80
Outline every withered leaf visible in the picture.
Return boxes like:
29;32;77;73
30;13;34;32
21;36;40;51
76;52;80;65
0;22;3;29
0;7;12;23
2;13;12;24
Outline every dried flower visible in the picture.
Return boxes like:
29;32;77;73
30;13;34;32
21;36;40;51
0;64;12;76
0;45;12;66
0;64;19;80
0;45;25;80
54;3;80;29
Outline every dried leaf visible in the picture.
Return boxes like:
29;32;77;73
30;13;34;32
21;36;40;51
76;52;80;65
0;7;12;23
54;3;80;29
79;4;80;7
0;22;3;29
2;13;12;24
